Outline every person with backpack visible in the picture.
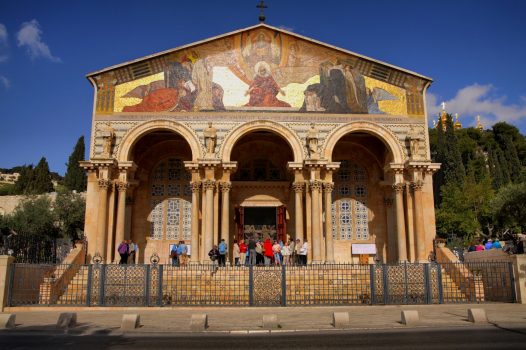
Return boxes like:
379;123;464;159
218;238;228;266
177;240;188;266
118;240;128;264
170;243;179;266
208;245;220;266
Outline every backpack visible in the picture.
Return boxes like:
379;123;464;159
219;242;227;254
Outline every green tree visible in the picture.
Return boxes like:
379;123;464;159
13;165;33;194
9;196;59;237
64;136;87;192
491;182;526;234
30;157;54;194
54;191;86;240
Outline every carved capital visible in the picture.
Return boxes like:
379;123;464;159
98;178;111;189
220;181;232;193
392;183;405;193
117;181;130;192
384;197;394;207
203;179;216;191
411;180;424;192
310;180;323;192
292;182;305;193
191;181;201;193
323;182;334;193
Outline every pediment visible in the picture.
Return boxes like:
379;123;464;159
89;24;431;118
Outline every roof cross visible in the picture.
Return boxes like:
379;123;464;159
257;0;268;23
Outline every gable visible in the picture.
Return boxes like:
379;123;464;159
91;25;430;118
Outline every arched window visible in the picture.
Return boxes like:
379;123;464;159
332;160;369;240
150;158;192;240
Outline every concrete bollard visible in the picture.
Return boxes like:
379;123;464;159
0;313;16;329
401;310;419;326
190;314;208;332
332;312;350;328
468;308;487;323
121;314;141;331
262;314;279;329
57;313;77;328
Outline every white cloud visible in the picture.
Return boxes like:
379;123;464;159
0;23;8;62
16;19;61;62
0;75;10;89
427;84;526;127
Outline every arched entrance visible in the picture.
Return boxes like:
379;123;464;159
129;129;194;263
229;130;294;244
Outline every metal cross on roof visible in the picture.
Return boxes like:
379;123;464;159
257;0;268;23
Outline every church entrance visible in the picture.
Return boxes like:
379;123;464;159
234;205;287;242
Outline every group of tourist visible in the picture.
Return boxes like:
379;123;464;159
117;240;138;264
210;237;309;266
467;238;503;252
170;240;189;266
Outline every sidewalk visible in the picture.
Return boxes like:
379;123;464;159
2;303;526;335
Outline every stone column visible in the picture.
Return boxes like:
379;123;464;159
323;182;335;262
310;180;323;262
96;179;111;260
203;180;216;261
393;183;407;262
411;180;426;262
404;185;415;262
114;181;129;261
383;197;394;263
220;182;232;254
191;181;201;262
292;182;304;242
0;255;15;312
105;183;116;263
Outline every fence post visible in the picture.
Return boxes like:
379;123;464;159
99;264;106;306
281;265;286;307
370;264;376;305
382;264;389;305
0;256;15;311
436;263;444;304
86;264;93;307
249;265;254;306
157;264;163;306
508;262;517;303
423;263;431;304
145;264;151;307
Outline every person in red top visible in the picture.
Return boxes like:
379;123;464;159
263;238;274;266
239;240;247;266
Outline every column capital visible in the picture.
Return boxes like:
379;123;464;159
384;197;394;207
117;181;130;192
411;180;424;192
310;180;323;192
203;179;216;191
392;183;405;193
292;182;305;193
191;181;201;193
220;181;232;193
98;178;111;189
323;182;334;193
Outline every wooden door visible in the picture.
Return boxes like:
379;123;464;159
277;205;286;242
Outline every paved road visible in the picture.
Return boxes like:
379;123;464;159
2;326;526;350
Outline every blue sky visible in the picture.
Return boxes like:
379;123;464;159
0;0;525;175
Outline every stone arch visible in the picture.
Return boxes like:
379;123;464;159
323;121;405;164
220;120;304;163
117;120;202;162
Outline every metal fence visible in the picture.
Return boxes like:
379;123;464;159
7;261;516;307
0;234;73;264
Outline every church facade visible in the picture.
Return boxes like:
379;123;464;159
81;24;439;265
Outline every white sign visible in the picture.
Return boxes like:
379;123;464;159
352;244;377;255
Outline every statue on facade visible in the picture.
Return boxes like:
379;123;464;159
204;122;217;155
407;126;423;160
306;123;319;159
100;122;115;158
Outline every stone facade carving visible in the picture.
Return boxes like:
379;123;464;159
306;123;320;159
203;122;217;155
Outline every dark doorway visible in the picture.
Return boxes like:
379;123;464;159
234;206;287;242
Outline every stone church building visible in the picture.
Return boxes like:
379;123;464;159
81;23;439;264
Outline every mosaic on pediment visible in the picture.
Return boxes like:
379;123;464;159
95;27;426;118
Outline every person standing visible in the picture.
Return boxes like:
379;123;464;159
127;240;137;264
170;243;179;266
263;238;273;266
272;240;282;265
178;240;188;267
295;239;302;265
239;240;247;266
282;241;291;265
299;240;308;265
218;238;228;267
288;239;295;265
233;239;240;266
248;238;257;266
118;240;128;264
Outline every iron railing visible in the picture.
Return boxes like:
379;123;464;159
7;261;516;307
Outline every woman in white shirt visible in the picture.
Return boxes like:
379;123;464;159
281;241;291;265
